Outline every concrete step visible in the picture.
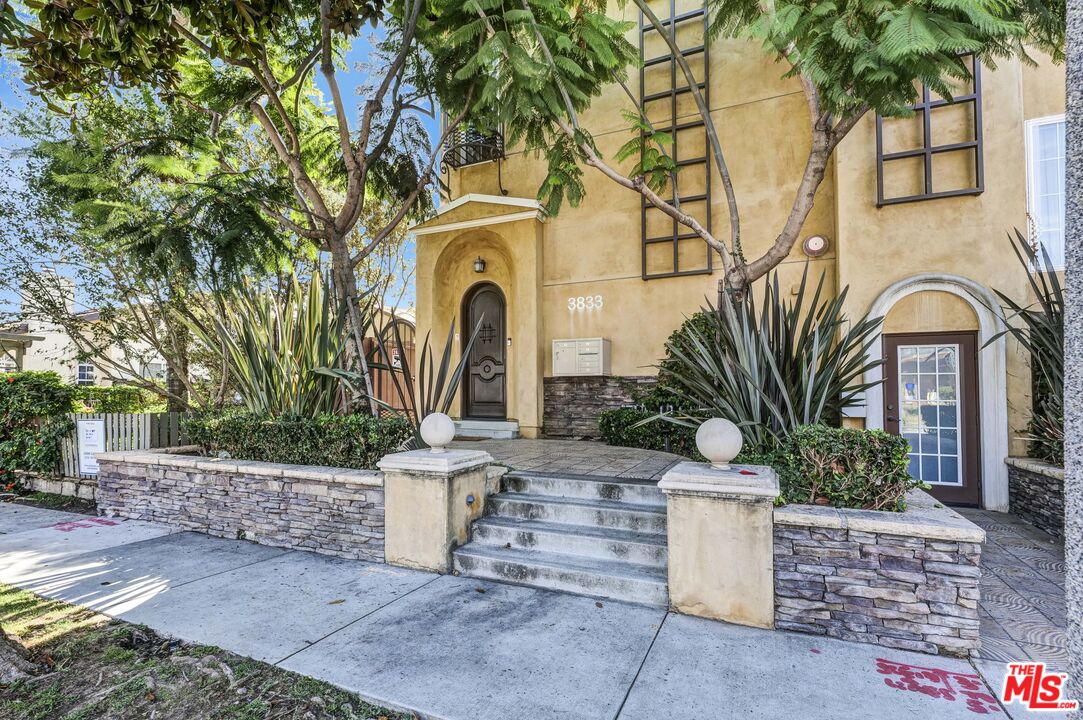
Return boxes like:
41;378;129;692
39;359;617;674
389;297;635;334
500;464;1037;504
454;419;519;440
487;493;667;535
452;544;668;606
471;516;668;568
502;471;665;507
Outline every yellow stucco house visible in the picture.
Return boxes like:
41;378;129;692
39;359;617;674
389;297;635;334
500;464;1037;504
412;4;1065;513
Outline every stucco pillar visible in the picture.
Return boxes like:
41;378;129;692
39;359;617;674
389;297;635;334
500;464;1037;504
378;448;492;573
658;461;779;629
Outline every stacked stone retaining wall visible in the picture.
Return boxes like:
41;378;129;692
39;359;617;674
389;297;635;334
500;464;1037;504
542;376;656;438
1006;457;1065;538
96;452;385;561
773;491;985;657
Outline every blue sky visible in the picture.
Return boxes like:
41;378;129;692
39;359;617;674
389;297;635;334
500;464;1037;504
0;39;427;315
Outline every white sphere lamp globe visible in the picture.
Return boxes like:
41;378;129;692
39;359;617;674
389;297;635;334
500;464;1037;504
420;412;456;453
696;418;743;469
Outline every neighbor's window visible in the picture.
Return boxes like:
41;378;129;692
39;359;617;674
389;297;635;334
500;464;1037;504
142;361;166;381
76;362;96;385
1026;114;1066;268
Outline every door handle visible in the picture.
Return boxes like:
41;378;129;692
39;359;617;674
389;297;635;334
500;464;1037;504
886;416;898;422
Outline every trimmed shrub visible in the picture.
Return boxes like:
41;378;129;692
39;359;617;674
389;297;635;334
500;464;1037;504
0;371;77;486
598;407;702;460
776;424;919;511
183;412;412;470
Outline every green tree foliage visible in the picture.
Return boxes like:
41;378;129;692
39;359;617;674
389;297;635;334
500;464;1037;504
1;93;297;410
431;0;1065;294
0;0;638;406
0;372;77;486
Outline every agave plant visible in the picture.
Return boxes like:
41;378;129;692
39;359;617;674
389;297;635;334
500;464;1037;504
987;230;1064;465
652;268;885;451
186;273;358;417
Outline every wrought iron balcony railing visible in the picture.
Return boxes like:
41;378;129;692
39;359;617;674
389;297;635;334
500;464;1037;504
441;126;505;170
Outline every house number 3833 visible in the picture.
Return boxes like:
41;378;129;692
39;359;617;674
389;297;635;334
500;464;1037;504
568;295;603;310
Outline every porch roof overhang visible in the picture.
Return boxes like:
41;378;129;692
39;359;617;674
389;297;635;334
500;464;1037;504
410;193;547;237
0;331;43;347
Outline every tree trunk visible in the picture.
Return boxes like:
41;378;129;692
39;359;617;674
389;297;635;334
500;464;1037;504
725;134;833;297
1061;3;1081;708
327;234;379;416
166;330;189;413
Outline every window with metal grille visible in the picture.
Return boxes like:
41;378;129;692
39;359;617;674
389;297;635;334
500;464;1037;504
639;0;712;280
876;55;984;206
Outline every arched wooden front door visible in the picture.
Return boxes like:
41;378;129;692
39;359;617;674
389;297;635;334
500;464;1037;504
462;283;507;419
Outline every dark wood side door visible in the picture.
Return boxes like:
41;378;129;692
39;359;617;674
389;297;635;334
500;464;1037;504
462;283;507;419
884;332;981;506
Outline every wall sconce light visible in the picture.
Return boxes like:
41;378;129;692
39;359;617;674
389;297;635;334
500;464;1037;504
473;256;486;273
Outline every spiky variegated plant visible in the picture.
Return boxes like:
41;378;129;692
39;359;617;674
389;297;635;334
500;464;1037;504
652;269;884;451
186;274;356;418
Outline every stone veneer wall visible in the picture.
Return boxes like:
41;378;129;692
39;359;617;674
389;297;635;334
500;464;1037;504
96;451;386;561
542;376;656;438
1006;457;1065;538
773;491;985;657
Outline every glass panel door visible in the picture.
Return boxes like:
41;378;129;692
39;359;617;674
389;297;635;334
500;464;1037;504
897;344;962;486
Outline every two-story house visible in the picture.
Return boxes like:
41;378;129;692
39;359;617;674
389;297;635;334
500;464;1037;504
411;3;1065;512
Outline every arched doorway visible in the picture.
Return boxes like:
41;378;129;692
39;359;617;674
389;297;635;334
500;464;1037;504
864;274;1009;511
462;283;507;419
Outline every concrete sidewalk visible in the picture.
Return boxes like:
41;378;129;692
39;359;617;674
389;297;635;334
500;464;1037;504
0;503;1060;720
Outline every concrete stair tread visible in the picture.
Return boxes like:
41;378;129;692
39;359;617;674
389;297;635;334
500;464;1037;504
473;516;667;547
453;543;668;584
474;517;667;545
505;470;661;488
490;492;665;514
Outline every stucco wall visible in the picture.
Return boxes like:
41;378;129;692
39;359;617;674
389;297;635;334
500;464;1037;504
418;12;1064;474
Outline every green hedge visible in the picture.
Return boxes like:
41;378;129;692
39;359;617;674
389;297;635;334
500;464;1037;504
598;407;703;460
601;413;920;511
73;385;165;413
0;371;77;486
183;412;412;470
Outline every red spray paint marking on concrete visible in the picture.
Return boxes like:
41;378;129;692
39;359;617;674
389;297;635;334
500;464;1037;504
876;658;1001;714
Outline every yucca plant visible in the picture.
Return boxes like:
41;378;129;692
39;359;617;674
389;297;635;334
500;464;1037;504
988;230;1064;465
652;268;884;451
186;274;357;417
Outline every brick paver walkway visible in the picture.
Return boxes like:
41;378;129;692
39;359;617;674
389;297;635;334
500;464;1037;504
449;439;683;480
958;509;1067;667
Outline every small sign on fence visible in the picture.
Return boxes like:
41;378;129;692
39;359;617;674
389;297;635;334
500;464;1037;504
77;419;106;476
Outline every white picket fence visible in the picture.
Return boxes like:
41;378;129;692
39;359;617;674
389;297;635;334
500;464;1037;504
59;412;186;479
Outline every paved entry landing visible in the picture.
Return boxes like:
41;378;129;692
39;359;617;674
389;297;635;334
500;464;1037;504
449;438;683;480
959;509;1067;667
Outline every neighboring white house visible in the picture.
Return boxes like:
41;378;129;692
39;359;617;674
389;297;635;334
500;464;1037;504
1;273;167;385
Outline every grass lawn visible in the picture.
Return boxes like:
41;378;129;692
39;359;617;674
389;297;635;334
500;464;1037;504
0;583;413;720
